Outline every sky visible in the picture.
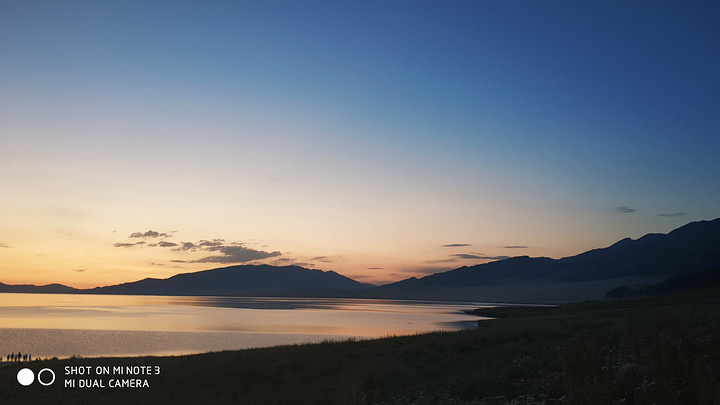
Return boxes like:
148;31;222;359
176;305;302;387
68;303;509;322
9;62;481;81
1;1;719;288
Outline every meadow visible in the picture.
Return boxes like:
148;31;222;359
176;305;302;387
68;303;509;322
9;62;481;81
1;287;718;404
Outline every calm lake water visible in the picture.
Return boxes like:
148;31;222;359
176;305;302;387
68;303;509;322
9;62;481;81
0;293;489;358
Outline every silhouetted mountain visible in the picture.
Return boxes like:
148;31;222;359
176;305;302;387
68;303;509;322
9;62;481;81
0;282;79;294
1;219;718;303
379;256;558;290
606;267;720;298
553;218;720;281
87;264;372;296
371;218;720;302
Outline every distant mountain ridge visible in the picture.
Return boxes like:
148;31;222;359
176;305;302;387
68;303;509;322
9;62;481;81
0;265;372;297
369;218;720;302
0;282;78;294
1;218;719;303
88;264;373;296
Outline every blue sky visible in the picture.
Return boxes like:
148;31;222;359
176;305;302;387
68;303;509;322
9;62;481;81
1;1;719;287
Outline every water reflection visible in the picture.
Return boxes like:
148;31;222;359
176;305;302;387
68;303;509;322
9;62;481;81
0;293;491;358
167;296;343;310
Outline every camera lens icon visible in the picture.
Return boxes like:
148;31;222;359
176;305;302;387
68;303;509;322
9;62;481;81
17;368;55;386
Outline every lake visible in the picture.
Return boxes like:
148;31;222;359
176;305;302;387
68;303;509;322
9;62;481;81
0;293;490;358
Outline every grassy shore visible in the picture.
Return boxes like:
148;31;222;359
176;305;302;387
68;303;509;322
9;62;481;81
1;288;719;404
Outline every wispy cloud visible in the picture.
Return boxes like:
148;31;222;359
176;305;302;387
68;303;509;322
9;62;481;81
267;258;317;268
290;262;314;268
129;230;171;238
400;266;452;275
0;243;9;248
659;212;685;218
114;241;146;248
442;243;472;247
615;206;636;213
451;253;510;260
503;245;528;249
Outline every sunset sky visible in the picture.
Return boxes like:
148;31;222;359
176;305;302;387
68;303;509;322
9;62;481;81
1;1;719;288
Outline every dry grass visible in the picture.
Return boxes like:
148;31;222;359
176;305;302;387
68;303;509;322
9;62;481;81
1;288;718;404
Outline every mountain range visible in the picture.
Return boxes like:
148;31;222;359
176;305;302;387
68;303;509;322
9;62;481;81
1;265;371;296
2;218;719;303
366;218;720;302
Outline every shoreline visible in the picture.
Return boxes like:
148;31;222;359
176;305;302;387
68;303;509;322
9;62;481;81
1;287;718;404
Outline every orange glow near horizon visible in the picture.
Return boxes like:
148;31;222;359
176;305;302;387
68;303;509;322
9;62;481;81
2;2;718;290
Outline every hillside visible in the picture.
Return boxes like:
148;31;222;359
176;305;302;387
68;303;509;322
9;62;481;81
0;282;79;294
606;267;720;298
87;264;372;296
370;218;720;302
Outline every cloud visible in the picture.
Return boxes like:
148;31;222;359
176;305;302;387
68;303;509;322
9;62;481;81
366;267;383;270
401;266;453;275
174;242;198;251
615;206;636;213
348;273;377;281
442;243;472;247
312;256;333;262
129;230;171;238
173;239;226;252
193;244;282;264
169;238;282;263
659;212;685;218
73;269;86;272
114;242;146;248
197;239;226;249
0;243;9;248
451;253;510;260
117;232;284;265
267;258;317;268
504;245;528;249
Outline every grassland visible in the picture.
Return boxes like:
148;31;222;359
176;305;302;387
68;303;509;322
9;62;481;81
1;288;718;404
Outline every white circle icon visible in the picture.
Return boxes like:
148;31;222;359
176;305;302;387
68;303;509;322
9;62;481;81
17;368;35;386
